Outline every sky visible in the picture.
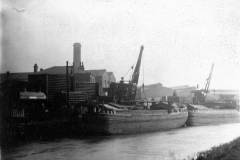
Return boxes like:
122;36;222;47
1;0;240;89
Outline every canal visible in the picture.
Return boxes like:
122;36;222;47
3;123;240;160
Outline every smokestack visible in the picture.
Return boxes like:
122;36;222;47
73;42;81;73
34;63;38;72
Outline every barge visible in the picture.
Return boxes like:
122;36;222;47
83;46;188;134
83;104;188;134
186;105;240;126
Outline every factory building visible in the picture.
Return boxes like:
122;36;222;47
86;70;116;96
28;42;116;104
171;85;197;103
0;42;116;108
32;43;115;96
28;73;98;104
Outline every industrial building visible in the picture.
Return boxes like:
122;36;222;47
28;42;116;104
87;70;116;96
1;42;116;110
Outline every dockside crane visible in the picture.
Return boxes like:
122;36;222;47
193;63;214;104
204;63;214;95
131;45;144;85
109;45;144;104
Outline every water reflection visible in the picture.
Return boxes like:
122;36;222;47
5;123;240;160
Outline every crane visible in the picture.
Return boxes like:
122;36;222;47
193;63;214;104
131;45;144;85
109;45;144;104
204;63;214;94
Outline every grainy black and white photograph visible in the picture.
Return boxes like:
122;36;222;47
1;0;240;160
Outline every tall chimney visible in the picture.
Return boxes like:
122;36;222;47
34;63;38;73
73;42;81;73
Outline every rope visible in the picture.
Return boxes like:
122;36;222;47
123;65;134;81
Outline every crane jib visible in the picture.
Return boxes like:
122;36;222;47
131;45;144;85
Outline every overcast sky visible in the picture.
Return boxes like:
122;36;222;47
2;0;240;89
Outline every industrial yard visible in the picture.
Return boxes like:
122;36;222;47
1;42;240;160
2;0;240;160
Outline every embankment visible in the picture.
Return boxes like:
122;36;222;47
190;136;240;160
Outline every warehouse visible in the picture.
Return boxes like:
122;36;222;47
28;42;116;104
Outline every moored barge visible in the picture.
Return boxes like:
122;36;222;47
83;107;188;134
186;105;240;126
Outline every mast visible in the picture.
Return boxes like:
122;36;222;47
131;45;144;85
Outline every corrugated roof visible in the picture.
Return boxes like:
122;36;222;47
35;66;107;77
34;66;74;75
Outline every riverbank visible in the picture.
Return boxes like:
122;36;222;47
191;136;240;160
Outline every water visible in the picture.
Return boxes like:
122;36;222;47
4;123;240;160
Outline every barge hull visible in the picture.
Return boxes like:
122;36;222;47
84;111;188;134
187;110;240;126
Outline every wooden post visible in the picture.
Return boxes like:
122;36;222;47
66;61;69;107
